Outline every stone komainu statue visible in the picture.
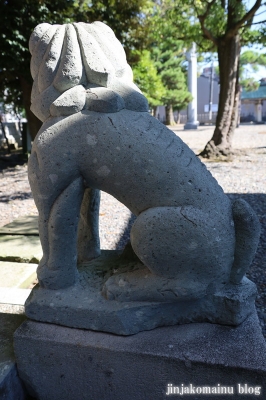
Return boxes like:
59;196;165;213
28;22;260;315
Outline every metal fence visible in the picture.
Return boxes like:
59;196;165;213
198;113;218;124
162;111;266;125
178;113;217;125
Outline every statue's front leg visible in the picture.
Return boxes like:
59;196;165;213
38;177;85;289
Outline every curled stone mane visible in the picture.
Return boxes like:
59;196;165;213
29;22;148;122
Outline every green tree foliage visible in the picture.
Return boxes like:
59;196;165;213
0;0;76;137
0;0;150;138
71;0;150;62
240;50;266;91
132;50;165;110
156;0;266;159
211;49;266;91
153;44;192;125
141;10;192;125
132;10;192;123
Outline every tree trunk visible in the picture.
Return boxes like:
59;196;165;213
165;104;175;125
228;63;241;142
19;76;42;140
200;34;241;160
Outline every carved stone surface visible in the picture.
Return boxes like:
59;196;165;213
26;21;261;332
14;312;266;400
25;250;258;335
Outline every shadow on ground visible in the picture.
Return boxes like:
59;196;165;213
0;193;32;203
115;213;136;250
0;150;27;172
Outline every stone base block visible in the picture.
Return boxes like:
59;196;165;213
14;312;266;400
25;251;257;335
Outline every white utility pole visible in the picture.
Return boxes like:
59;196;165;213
184;43;199;130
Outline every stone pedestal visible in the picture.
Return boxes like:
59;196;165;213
24;251;258;335
14;311;266;400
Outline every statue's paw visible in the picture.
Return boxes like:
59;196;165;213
102;268;208;302
37;262;78;290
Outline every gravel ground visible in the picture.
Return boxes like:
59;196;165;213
0;123;265;337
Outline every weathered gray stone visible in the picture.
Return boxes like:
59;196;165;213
30;79;40;103
230;198;261;283
53;24;85;93
50;85;86;116
77;188;101;264
0;215;39;236
78;21;128;74
29;22;51;57
29;20;148;119
0;261;37;288
0;235;42;263
0;313;27;400
30;24;59;80
28;109;260;295
30;84;60;122
14;312;266;400
108;79;148;111
38;25;66;92
25;250;257;335
73;22;115;87
85;86;125;113
27;20;261;332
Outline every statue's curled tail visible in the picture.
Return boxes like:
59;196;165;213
231;198;261;284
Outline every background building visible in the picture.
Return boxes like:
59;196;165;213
156;72;266;125
241;78;266;122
